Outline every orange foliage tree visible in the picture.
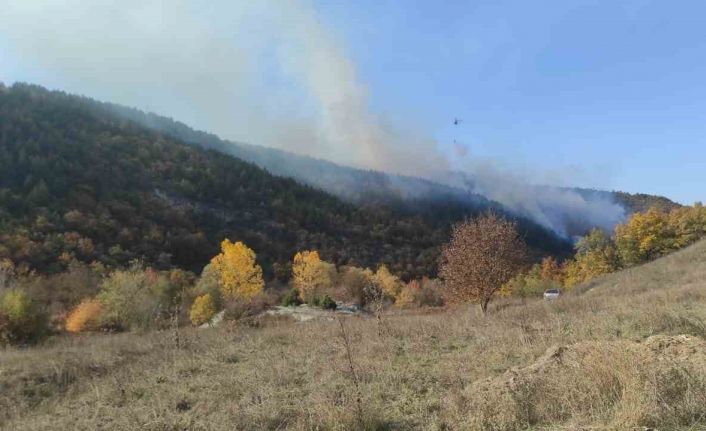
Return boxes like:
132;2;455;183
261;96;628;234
65;299;103;333
439;213;528;313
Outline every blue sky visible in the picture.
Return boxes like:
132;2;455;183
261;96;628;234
313;0;706;203
1;1;704;204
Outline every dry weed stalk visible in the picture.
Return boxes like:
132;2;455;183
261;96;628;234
336;316;364;427
171;295;182;350
364;282;392;339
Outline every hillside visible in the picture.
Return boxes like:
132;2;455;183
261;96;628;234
2;238;704;430
0;83;570;278
104;101;496;209
573;188;682;213
102;100;680;230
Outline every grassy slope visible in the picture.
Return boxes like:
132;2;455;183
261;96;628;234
1;240;705;430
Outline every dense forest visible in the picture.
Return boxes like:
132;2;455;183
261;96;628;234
0;83;572;279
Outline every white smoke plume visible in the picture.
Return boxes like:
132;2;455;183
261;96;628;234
441;163;626;238
0;0;626;235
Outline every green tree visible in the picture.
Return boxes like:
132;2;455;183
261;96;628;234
0;288;48;345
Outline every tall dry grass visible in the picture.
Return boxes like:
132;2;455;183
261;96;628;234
1;240;705;430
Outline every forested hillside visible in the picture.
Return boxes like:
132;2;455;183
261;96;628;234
106;101;492;210
0;83;570;278
103;98;680;221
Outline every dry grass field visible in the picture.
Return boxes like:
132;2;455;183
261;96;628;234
1;240;705;430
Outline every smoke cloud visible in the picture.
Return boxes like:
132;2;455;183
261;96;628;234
442;163;625;238
0;0;626;235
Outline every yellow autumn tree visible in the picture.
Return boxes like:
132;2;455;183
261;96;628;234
65;299;103;333
189;293;216;326
564;229;620;287
669;205;706;248
210;240;264;300
614;208;675;266
292;250;334;302
395;279;420;307
373;265;402;299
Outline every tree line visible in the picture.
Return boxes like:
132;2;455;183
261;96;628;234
504;203;706;296
4;204;702;345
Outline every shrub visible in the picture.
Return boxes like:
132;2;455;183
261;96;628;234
281;288;303;307
0;288;48;345
416;279;445;307
222;293;273;325
65;299;103;333
319;295;337;310
15;260;105;325
193;263;224;309
395;279;444;308
0;313;10;345
503;264;562;298
339;265;375;305
0;259;15;290
309;294;336;310
189;294;216;326
373;265;402;299
96;264;174;331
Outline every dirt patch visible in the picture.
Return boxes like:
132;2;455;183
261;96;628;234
264;304;366;322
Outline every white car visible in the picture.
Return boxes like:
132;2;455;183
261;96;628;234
543;288;561;300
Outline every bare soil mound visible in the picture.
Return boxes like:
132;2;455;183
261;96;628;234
456;335;706;430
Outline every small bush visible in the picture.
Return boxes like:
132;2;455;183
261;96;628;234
339;266;375;306
373;265;402;299
223;293;274;323
0;313;11;346
0;289;48;345
309;294;337;310
189;293;217;326
395;282;418;308
192;263;224;310
281;288;303;307
97;264;183;331
25;260;102;319
65;299;103;333
417;279;445;307
395;279;444;308
319;295;337;310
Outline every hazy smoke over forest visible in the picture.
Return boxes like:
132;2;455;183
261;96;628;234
0;0;627;236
